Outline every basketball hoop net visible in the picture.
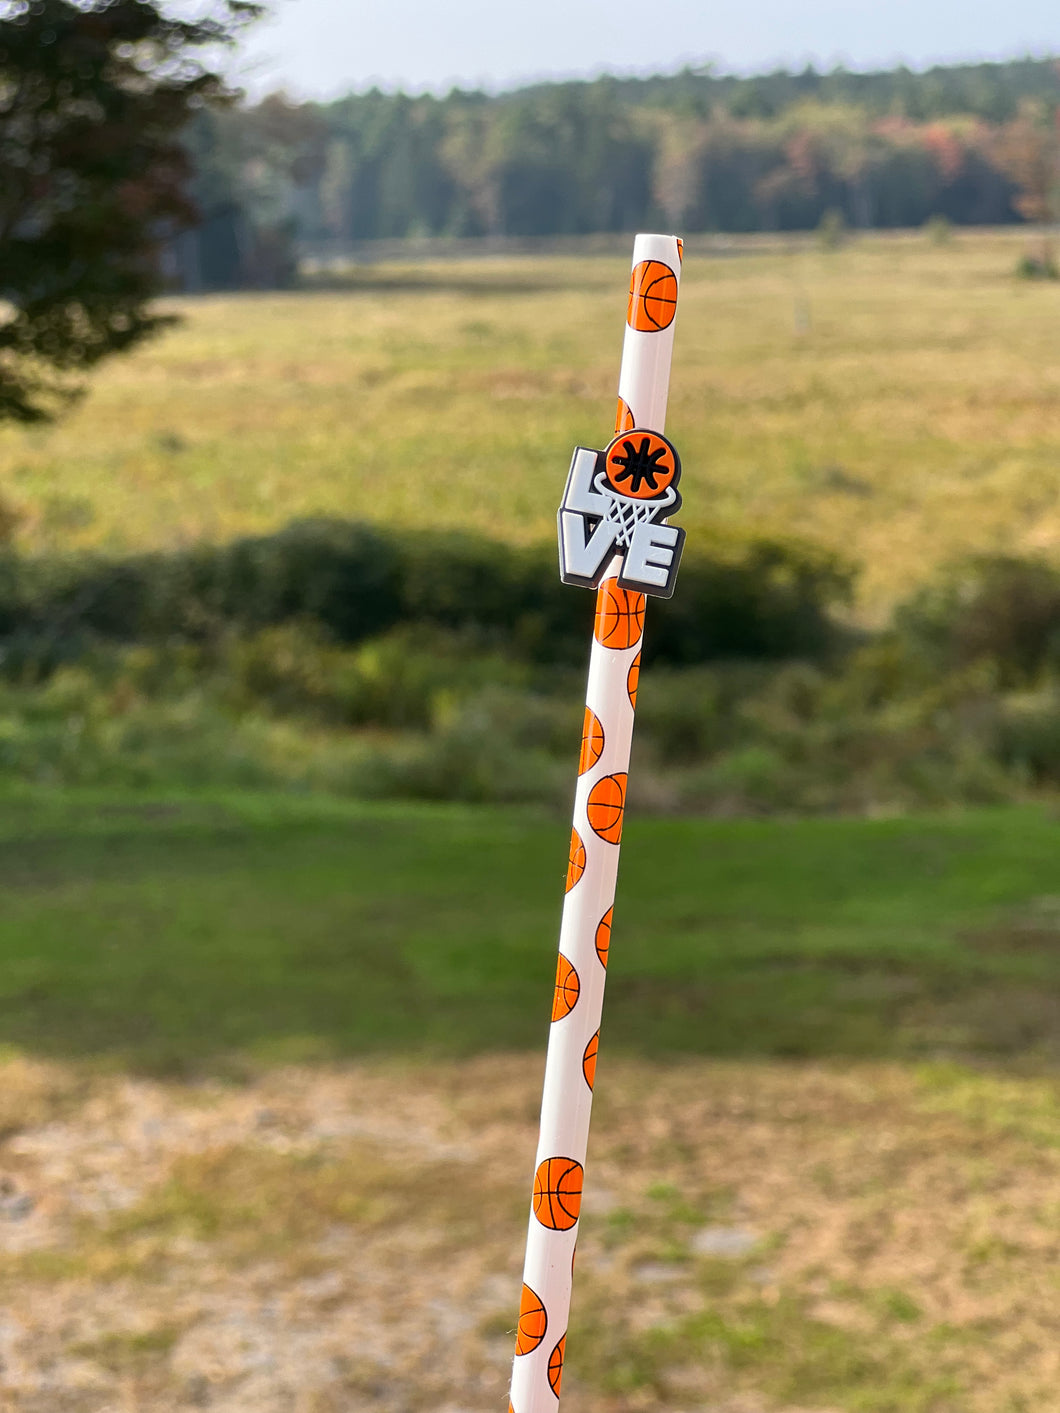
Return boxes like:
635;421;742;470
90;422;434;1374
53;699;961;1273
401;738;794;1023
593;470;676;548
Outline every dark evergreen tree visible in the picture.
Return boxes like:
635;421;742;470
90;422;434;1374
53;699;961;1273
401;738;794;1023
0;0;260;422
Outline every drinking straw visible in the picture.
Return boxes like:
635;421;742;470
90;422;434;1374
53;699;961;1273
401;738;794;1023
508;232;683;1411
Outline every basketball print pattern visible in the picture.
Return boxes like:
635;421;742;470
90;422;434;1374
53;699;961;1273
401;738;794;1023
533;1157;584;1231
627;651;640;710
595;907;612;968
551;954;580;1022
582;1030;599;1090
578;708;605;776
586;772;627;845
548;1336;566;1397
564;828;585;893
516;1284;548;1356
627;258;678;332
594;580;645;650
509;233;681;1413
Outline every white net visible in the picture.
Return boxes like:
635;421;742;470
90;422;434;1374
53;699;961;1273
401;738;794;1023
593;472;676;547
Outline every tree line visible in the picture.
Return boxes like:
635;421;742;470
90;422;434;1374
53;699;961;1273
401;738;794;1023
3;6;1058;418
178;57;1060;287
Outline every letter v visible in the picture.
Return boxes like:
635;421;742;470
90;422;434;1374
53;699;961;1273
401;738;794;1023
559;510;619;587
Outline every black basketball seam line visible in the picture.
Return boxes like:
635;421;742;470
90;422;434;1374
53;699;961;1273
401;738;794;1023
549;1339;565;1388
556;1187;579;1220
555;981;579;1014
641;269;677;291
550;1197;574;1227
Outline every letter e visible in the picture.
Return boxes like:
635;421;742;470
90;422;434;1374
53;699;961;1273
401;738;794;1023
619;522;685;597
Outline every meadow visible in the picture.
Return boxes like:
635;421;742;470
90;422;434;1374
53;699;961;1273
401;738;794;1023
2;230;1060;1411
2;794;1060;1410
1;228;1059;618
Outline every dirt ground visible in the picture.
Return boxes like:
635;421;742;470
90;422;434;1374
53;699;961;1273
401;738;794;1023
1;1052;1058;1413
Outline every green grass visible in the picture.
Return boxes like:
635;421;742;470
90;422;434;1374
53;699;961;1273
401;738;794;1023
2;790;1058;1071
3;230;1060;620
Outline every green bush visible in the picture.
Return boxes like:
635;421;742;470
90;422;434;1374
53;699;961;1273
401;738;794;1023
924;214;952;245
817;208;846;250
0;519;854;673
1015;252;1060;281
897;556;1060;687
2;544;1059;815
992;692;1060;784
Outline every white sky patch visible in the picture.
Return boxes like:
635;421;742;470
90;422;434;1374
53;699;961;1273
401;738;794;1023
230;0;1059;100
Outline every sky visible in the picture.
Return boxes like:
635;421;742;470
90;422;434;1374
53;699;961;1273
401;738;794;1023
232;0;1059;100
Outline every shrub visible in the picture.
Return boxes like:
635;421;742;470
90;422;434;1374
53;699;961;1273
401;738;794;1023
924;214;952;245
0;519;854;672
992;692;1060;784
1015;252;1060;281
897;556;1060;687
817;208;846;250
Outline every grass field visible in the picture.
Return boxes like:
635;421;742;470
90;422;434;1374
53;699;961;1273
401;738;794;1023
2;793;1060;1071
2;230;1059;617
1;796;1060;1410
3;229;1060;1411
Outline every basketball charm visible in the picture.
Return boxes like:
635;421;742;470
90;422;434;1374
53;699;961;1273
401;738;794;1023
558;426;685;597
603;430;679;501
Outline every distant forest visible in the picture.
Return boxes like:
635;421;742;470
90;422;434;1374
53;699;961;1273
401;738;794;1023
174;57;1060;287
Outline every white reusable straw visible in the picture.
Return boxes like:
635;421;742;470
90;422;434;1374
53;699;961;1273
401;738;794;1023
508;233;683;1412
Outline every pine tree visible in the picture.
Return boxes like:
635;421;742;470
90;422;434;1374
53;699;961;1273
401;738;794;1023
0;0;260;422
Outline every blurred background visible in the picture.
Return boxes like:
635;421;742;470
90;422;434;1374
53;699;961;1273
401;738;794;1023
1;2;1060;1410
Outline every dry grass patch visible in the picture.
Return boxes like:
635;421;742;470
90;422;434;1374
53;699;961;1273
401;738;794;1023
1;1052;1059;1410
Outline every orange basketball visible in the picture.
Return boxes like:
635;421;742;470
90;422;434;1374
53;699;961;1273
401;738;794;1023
578;707;604;776
676;236;684;263
627;258;678;332
586;772;626;844
615;396;635;432
548;1335;566;1396
627;651;640;710
551;954;580;1022
515;1283;547;1356
595;906;612;968
582;1030;599;1090
533;1157;584;1231
594;581;645;650
603;430;679;502
565;828;585;892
